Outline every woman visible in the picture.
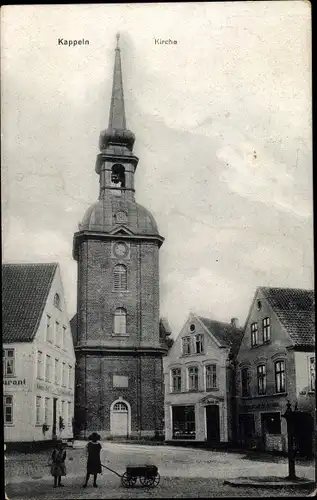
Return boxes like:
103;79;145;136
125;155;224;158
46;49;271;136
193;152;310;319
83;432;102;488
51;441;66;488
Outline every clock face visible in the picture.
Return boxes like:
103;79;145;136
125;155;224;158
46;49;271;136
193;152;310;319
114;242;128;258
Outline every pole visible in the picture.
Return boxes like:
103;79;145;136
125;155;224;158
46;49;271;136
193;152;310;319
286;417;296;480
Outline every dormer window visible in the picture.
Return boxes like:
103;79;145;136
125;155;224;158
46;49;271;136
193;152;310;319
53;293;61;309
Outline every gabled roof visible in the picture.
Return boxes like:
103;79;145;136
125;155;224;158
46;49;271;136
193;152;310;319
2;263;58;343
259;287;315;348
197;316;244;356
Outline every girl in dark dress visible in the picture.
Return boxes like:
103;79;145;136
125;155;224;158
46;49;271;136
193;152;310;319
83;432;102;488
51;441;66;488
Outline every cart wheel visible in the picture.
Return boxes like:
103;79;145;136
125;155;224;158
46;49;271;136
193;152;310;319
153;473;160;487
140;476;155;487
121;472;136;488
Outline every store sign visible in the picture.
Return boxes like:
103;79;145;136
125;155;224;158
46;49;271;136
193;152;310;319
4;378;26;386
241;401;280;411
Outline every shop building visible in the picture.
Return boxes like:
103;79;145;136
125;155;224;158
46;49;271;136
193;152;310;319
236;287;315;456
164;313;243;444
3;263;75;444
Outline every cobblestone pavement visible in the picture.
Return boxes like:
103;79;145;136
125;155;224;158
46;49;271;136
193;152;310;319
5;443;316;499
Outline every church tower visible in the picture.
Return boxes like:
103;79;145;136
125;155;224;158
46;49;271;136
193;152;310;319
72;34;167;439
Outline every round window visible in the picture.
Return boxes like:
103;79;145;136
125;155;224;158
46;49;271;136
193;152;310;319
189;324;196;333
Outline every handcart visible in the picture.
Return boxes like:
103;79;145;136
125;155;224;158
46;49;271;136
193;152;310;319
102;463;160;488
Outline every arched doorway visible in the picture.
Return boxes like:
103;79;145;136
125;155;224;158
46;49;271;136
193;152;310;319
110;399;131;437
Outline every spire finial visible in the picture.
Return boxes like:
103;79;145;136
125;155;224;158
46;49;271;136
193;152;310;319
116;32;120;48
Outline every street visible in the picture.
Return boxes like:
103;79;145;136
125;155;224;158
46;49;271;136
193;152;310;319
5;442;315;498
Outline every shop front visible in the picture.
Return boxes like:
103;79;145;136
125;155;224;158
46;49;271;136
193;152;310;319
238;399;287;452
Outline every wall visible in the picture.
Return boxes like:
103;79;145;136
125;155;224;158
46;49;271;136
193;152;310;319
76;238;161;349
75;353;163;437
3;342;35;442
74;233;164;437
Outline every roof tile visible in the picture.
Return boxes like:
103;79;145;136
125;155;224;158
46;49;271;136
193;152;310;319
198;316;244;356
2;263;57;343
260;287;315;348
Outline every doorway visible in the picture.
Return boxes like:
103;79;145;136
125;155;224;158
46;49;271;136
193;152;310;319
110;401;129;437
206;405;220;443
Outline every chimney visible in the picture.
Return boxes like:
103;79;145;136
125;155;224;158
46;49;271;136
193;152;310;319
231;317;239;328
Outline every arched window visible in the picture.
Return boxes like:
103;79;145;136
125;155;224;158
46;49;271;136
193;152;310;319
113;402;128;412
53;293;61;309
111;164;125;188
114;265;127;291
113;308;127;335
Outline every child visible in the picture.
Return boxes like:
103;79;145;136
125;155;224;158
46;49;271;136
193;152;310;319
51;441;66;488
82;432;102;488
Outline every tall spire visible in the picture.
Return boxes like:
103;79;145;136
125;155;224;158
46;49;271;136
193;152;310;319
98;33;135;152
108;32;126;129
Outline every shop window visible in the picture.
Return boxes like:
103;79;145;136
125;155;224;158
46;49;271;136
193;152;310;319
257;364;266;395
262;317;271;343
4;395;13;424
172;405;196;439
194;334;204;354
188;366;199;391
113;308;127;335
275;360;285;393
241;368;250;397
206;364;217;390
251;323;258;347
261;412;281;435
171;368;182;393
182;337;191;355
3;349;15;376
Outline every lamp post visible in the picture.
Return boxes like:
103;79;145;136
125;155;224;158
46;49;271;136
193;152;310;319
282;400;297;481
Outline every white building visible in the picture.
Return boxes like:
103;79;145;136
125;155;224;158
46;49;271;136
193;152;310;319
3;263;75;443
164;313;243;444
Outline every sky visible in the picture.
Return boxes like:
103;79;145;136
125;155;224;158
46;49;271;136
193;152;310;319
1;2;313;336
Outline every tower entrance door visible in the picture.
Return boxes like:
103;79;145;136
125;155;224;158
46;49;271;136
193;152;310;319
111;401;129;437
